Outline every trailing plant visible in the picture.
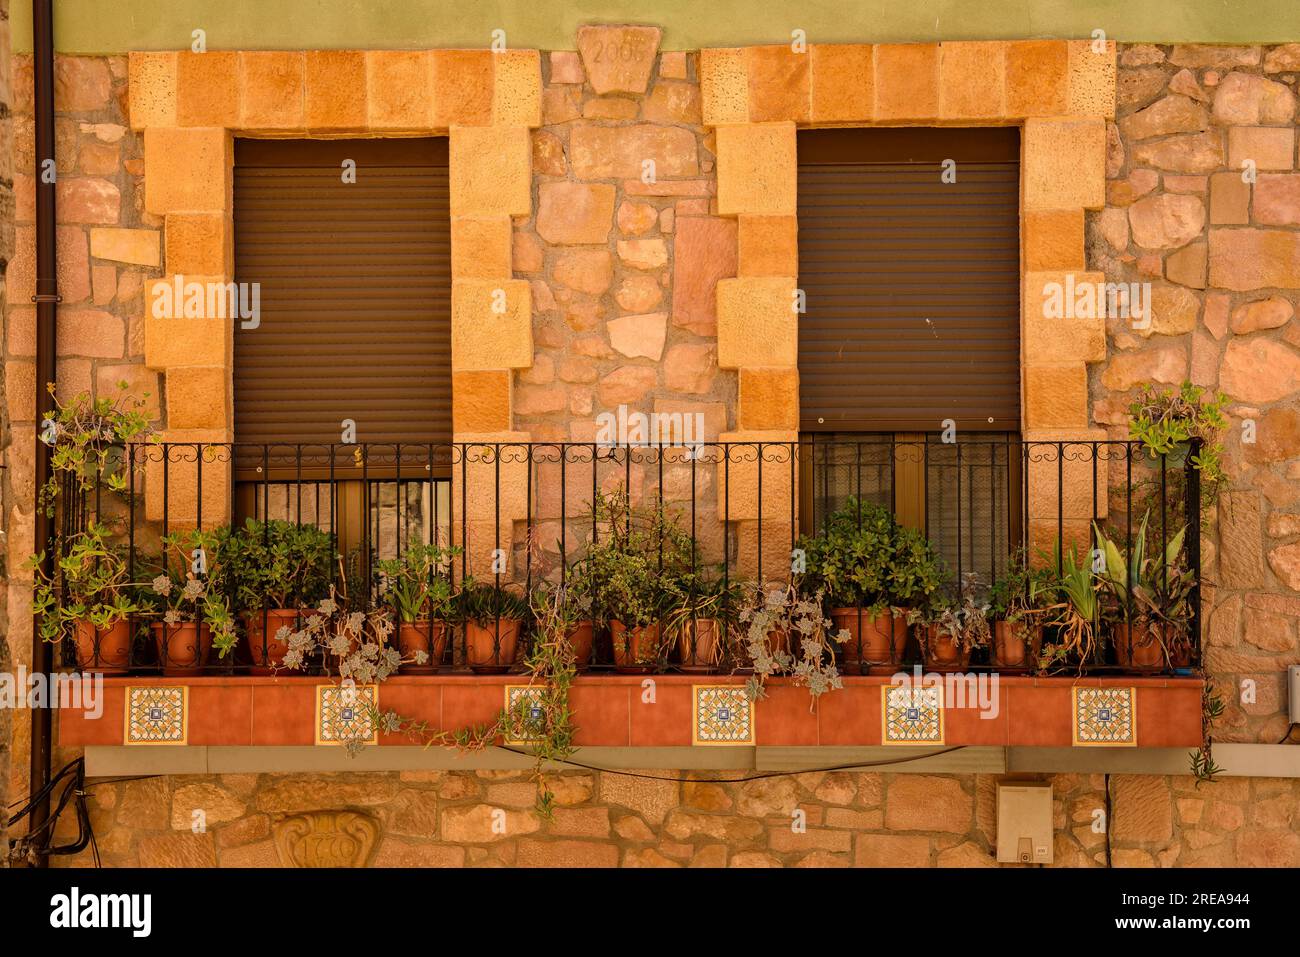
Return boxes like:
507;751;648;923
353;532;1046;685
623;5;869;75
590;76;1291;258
37;382;154;516
375;540;459;623
377;588;579;817
27;521;144;643
1127;381;1227;517
738;583;848;709
1190;681;1225;786
222;517;336;612
918;572;993;655
143;528;237;657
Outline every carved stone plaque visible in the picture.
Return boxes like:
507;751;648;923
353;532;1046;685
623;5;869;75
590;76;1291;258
272;811;380;868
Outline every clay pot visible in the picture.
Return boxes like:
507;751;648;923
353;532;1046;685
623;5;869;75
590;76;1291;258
992;620;1043;673
72;620;132;675
1112;621;1166;671
833;608;907;675
609;620;664;673
923;625;970;672
566;620;595;671
151;622;213;676
677;617;724;672
464;619;521;674
243;609;307;674
397;621;450;674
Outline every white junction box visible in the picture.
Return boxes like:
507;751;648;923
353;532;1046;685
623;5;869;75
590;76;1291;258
996;782;1054;864
1289;666;1300;725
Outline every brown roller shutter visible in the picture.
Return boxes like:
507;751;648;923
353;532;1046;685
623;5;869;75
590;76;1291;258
233;137;450;450
797;128;1021;433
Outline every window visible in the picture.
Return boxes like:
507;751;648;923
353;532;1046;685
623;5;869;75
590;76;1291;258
232;138;452;560
796;128;1021;583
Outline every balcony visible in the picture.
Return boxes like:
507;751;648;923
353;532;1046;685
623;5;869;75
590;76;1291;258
45;438;1205;753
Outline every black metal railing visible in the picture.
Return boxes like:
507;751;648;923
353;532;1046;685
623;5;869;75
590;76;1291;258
42;438;1202;677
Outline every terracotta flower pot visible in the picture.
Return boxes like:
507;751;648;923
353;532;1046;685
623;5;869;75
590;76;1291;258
243;609;307;674
609;620;663;673
992;620;1043;673
677;617;723;672
397;621;449;674
566;620;595;671
72;619;132;675
151;621;213;676
1112;621;1165;671
465;619;521;674
923;625;970;673
833;608;907;675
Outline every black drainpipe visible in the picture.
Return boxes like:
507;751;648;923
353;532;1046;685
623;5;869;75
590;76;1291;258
29;0;57;869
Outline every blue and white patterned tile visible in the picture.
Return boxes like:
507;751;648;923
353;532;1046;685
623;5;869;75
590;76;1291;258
504;685;547;745
882;685;944;745
1073;686;1137;747
315;684;378;746
124;686;188;745
693;685;754;746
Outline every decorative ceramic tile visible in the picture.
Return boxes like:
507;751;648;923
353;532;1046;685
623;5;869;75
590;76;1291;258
124;686;189;745
1073;686;1137;747
882;685;945;745
692;685;755;746
315;684;378;747
504;685;547;745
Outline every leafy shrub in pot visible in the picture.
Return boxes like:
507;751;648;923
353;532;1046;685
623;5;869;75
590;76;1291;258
987;548;1059;672
223;518;336;672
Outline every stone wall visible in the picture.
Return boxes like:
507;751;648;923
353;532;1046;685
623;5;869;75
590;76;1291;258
1093;43;1300;744
4;35;1300;867
48;765;1300;867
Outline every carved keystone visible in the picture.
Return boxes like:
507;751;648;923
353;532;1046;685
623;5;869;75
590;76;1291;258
273;810;380;868
577;25;662;95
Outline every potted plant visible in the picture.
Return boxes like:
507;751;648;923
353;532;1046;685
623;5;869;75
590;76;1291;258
143;528;237;675
224;518;336;673
1041;543;1104;673
664;571;745;672
28;522;144;674
739;584;849;708
917;572;991;672
375;540;459;674
577;490;694;673
454;578;530;674
987;548;1058;672
1094;513;1189;671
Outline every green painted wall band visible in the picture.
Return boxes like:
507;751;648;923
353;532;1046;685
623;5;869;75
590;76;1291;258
10;0;1300;55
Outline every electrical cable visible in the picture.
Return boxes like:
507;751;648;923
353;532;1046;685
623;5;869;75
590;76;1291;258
1278;723;1297;745
494;743;969;782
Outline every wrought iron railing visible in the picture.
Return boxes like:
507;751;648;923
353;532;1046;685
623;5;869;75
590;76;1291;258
43;438;1201;677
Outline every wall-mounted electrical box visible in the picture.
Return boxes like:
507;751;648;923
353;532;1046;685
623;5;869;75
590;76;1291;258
1289;666;1300;725
996;782;1053;864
